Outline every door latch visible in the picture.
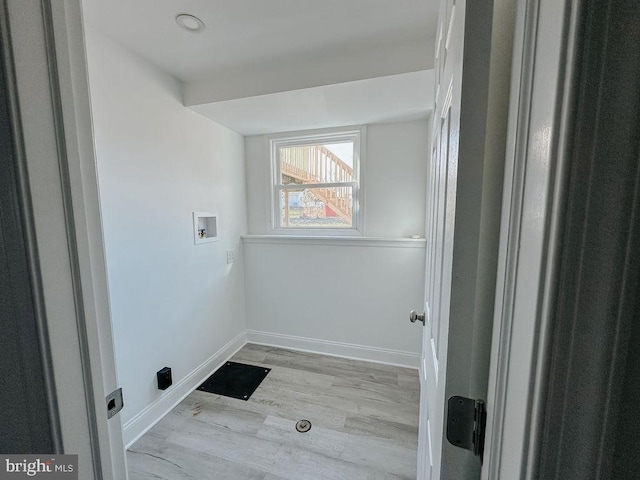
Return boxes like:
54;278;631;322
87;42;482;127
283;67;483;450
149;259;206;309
106;388;124;419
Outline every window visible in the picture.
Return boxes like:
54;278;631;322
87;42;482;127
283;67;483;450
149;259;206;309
270;127;364;234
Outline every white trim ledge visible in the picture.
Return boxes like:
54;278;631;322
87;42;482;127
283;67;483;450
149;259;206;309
122;331;247;449
241;234;426;249
246;330;420;369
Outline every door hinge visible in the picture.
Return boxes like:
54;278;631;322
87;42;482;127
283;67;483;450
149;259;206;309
106;388;124;419
446;396;487;463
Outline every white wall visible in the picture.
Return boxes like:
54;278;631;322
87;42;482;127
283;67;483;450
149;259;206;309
243;120;429;364
85;27;248;441
365;120;430;237
244;238;425;365
245;119;429;237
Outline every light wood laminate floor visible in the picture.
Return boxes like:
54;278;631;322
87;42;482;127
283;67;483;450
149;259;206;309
127;344;420;480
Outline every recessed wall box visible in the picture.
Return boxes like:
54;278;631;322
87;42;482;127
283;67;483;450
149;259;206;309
157;367;172;390
193;212;219;244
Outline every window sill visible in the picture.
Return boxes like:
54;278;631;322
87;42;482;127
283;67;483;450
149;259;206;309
241;234;426;249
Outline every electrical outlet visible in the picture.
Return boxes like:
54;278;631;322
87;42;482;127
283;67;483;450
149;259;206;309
226;249;236;264
157;367;172;390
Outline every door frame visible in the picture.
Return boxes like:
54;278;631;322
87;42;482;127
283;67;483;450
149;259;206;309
0;5;60;453
485;0;640;477
480;0;614;477
1;1;126;478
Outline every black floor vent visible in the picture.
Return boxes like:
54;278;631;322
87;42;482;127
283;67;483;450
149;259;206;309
197;361;270;401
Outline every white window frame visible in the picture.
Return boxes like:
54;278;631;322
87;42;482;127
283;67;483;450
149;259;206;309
268;126;366;236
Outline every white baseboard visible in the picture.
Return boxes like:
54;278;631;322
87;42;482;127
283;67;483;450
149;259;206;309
122;330;247;449
246;330;420;369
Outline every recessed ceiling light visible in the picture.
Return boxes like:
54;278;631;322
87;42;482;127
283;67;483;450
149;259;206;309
175;14;205;33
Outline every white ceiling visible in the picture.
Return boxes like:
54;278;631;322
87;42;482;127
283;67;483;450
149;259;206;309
82;0;438;83
82;0;438;135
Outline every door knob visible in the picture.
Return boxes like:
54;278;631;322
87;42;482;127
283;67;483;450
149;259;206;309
410;310;426;326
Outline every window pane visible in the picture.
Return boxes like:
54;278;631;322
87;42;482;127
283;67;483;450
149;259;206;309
279;186;353;228
280;142;354;185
